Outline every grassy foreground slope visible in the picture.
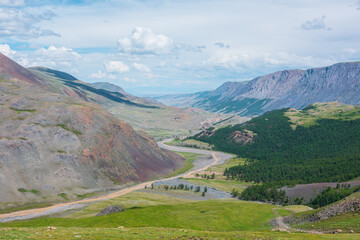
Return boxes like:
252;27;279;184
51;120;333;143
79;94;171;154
1;191;359;240
2;227;360;239
1;200;284;231
1;184;359;239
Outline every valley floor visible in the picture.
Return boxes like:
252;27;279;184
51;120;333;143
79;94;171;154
0;140;359;239
0;140;233;223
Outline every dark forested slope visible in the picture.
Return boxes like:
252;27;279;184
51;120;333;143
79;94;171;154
192;102;360;184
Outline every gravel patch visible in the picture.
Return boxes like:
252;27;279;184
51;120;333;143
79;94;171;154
0;203;85;223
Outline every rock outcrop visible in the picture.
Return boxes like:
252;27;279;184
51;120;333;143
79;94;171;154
96;205;125;216
286;192;360;224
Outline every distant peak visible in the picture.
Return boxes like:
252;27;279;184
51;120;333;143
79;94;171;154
29;67;78;81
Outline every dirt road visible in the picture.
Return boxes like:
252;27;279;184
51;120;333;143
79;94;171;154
0;139;233;222
271;209;324;234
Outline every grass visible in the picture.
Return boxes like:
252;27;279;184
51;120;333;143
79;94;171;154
286;102;360;128
186;178;252;193
68;192;194;218
273;205;313;217
298;211;360;233
17;188;27;193
207;157;246;173
284;205;313;213
275;208;293;217
9;107;36;112
165;151;201;178
1;227;359;240
57;193;69;201
183;156;251;193
17;188;40;195
0;199;286;232
56;124;82;136
1;192;358;239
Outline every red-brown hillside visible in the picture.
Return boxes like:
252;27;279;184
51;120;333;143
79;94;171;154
0;53;183;204
0;53;45;87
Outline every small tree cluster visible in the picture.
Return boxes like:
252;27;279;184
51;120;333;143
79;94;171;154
146;183;209;196
195;173;215;179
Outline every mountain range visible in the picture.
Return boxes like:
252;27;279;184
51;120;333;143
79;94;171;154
28;67;243;138
155;62;360;116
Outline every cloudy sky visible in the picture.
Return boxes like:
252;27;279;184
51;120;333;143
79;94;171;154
1;0;360;95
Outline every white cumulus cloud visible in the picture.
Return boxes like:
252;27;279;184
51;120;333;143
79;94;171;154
0;44;16;57
89;70;116;79
89;70;107;79
117;27;173;55
133;62;150;72
30;46;80;67
105;61;129;73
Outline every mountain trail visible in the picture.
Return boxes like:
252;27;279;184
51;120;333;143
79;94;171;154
271;209;324;234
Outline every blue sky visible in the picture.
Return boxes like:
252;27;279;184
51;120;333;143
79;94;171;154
1;0;360;96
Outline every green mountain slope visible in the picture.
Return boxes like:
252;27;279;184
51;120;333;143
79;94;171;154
192;102;360;184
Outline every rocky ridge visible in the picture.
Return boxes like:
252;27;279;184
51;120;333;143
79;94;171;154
155;62;360;116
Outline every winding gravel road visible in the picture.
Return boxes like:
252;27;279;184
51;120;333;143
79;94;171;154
0;139;233;222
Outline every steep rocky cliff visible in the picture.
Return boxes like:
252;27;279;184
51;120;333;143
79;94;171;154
155;62;360;116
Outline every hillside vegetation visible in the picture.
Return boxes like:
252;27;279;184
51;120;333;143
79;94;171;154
193;102;360;185
287;192;360;233
1;191;359;239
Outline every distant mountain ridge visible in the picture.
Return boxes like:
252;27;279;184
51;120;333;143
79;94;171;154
155;62;360;116
28;67;244;138
91;82;126;94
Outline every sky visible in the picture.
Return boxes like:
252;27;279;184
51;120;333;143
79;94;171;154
0;0;360;96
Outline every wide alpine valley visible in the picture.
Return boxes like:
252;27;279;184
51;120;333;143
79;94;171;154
0;1;359;239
